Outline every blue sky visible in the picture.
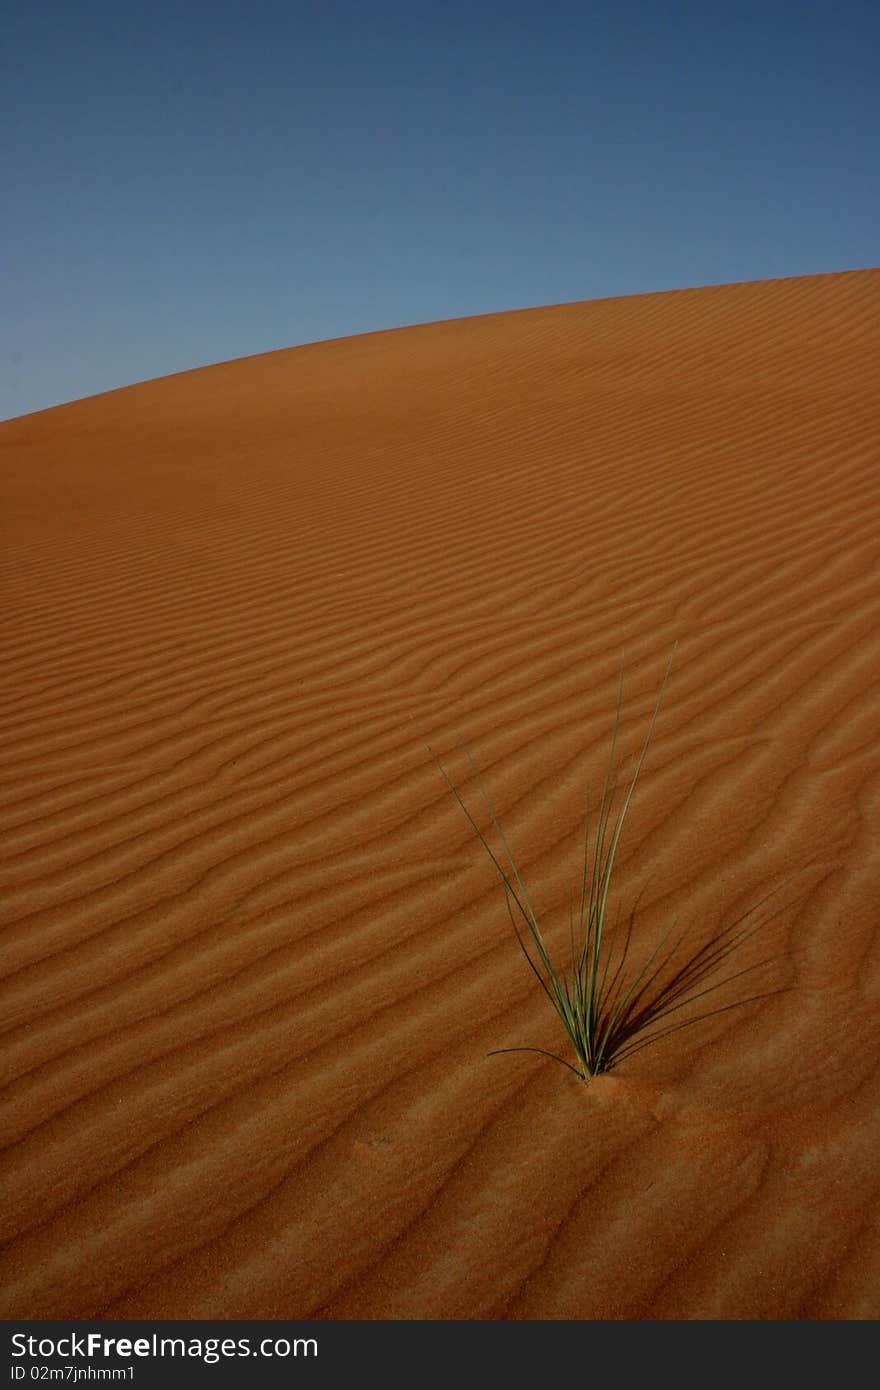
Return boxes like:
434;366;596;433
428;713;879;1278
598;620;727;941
3;0;878;421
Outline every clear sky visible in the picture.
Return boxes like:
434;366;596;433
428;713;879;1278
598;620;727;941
3;0;878;422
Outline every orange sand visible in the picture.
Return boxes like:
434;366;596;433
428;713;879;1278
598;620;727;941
1;268;879;1319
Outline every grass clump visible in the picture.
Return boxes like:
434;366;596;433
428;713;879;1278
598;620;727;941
432;660;788;1081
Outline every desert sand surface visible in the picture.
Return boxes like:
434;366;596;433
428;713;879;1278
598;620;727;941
1;268;879;1320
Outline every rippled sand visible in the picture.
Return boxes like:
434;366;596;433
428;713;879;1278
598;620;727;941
2;268;879;1318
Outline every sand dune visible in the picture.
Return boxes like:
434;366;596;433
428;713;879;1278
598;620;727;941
1;268;879;1319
